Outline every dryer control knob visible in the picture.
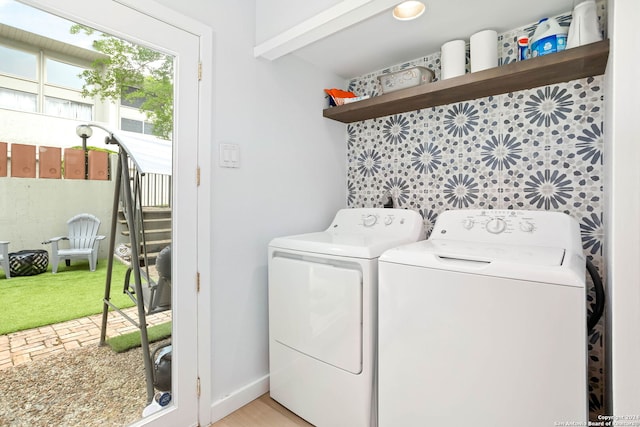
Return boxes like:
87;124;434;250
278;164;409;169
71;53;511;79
486;218;506;234
463;219;475;230
384;215;394;225
363;215;378;227
520;221;535;232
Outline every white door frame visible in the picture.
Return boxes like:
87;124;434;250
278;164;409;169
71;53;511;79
17;0;213;425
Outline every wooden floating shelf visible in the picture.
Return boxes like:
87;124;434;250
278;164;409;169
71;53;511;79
323;39;610;124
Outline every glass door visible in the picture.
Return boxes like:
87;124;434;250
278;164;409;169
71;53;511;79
12;1;202;425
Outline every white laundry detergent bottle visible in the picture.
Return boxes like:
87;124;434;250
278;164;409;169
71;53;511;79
530;17;568;57
567;0;602;49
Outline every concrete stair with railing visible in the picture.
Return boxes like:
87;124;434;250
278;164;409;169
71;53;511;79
118;207;171;266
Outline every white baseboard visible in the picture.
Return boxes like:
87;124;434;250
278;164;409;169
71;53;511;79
210;374;270;423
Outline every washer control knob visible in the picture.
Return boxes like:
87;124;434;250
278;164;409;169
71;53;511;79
463;219;475;230
520;221;535;232
486;218;506;234
363;215;377;227
384;215;394;225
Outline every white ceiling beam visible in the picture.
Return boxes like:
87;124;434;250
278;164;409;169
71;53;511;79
254;0;401;60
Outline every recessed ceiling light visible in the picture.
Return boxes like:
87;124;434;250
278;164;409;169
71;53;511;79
392;1;426;21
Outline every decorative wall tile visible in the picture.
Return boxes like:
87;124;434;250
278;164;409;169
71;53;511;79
344;2;607;417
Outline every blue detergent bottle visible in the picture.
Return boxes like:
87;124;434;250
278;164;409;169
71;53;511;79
530;17;568;57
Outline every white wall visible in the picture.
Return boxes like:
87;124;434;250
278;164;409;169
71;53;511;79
0;109;114;151
0;166;117;259
153;0;347;420
605;0;640;416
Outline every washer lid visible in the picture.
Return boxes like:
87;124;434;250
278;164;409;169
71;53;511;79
380;239;566;267
379;239;586;287
427;240;566;266
270;231;417;259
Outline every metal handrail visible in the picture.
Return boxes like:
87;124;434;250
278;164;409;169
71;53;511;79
127;157;171;207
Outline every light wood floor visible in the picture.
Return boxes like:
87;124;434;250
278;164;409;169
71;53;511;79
212;393;314;427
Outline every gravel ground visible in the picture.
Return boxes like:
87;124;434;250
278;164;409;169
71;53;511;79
0;339;170;427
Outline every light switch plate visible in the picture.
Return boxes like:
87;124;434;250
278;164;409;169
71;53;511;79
219;143;240;168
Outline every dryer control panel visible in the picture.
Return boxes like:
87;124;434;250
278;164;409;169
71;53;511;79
328;208;425;239
431;209;580;250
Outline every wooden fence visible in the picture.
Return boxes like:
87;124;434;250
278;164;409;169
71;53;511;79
0;141;109;180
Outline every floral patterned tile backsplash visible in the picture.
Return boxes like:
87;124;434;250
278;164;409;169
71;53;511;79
343;3;606;418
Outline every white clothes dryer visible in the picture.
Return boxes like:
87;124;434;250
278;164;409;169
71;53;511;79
378;209;587;427
268;208;424;427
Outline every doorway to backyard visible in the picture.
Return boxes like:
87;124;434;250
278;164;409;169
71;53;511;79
0;0;210;425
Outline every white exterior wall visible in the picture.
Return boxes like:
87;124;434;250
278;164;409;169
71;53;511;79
0;156;119;260
0;109;115;151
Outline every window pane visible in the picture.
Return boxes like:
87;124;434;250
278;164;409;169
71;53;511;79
0;87;37;112
44;96;92;120
121;118;143;133
0;45;37;80
143;121;154;135
46;58;86;90
121;86;145;108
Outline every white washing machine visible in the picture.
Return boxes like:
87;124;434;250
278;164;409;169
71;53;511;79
268;208;424;427
378;209;587;427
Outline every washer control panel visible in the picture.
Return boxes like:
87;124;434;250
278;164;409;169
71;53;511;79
442;210;538;235
439;209;538;235
431;209;575;247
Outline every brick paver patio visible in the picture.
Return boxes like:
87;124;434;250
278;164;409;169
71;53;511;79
0;307;172;370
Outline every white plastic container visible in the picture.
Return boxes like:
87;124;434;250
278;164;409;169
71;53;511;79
567;0;602;49
440;40;466;79
530;17;568;57
470;29;498;72
378;66;434;93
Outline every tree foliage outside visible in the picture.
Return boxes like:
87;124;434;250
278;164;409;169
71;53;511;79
71;24;174;140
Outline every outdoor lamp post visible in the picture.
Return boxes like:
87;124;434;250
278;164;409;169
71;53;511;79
76;124;93;179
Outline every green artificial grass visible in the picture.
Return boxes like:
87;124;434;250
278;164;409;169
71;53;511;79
0;260;135;335
106;321;172;353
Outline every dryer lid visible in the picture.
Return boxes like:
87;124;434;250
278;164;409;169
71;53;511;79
269;208;425;259
270;231;418;259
